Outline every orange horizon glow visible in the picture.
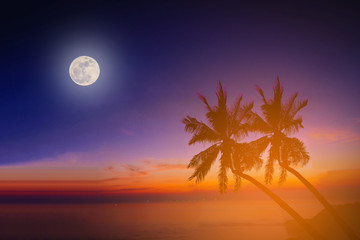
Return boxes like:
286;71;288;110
1;164;359;200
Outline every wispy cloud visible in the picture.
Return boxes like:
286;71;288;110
121;164;150;176
4;152;190;192
308;128;360;143
315;168;360;187
104;159;187;178
307;117;360;143
104;165;115;171
143;159;187;171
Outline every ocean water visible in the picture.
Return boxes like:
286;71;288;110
0;200;319;239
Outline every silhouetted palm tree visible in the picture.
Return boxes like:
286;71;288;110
183;81;324;240
253;76;358;240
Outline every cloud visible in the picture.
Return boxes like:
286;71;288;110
107;159;188;178
144;160;187;171
308;128;360;143
104;165;115;171
121;164;150;177
315;168;360;187
308;118;360;143
154;163;187;170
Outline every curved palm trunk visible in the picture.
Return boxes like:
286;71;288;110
281;164;359;240
231;170;324;240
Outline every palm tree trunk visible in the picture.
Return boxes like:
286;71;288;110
281;164;359;240
231;169;324;240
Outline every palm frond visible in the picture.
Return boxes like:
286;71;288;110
237;101;254;122
256;85;267;104
282;91;297;112
232;143;245;171
206;110;228;136
282;137;309;167
260;101;282;131
232;123;251;140
289;99;308;120
229;95;243;134
283;92;298;116
232;95;243;119
262;76;284;131
231;102;254;137
187;144;220;168
280;92;298;129
250;136;270;155
273;75;284;105
248;112;272;134
218;161;228;193
281;96;307;135
183;116;210;133
233;140;265;172
183;116;220;145
265;158;274;184
197;93;213;112
188;145;220;183
279;167;287;184
255;81;276;128
265;145;277;184
216;80;227;110
234;174;242;193
206;81;229;135
283;117;303;135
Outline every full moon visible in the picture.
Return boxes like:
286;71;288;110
69;56;100;86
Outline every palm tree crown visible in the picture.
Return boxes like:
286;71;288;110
183;81;260;193
253;76;359;239
253;75;309;183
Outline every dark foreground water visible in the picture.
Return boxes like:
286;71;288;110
0;201;312;240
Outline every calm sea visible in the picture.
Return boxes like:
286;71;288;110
0;200;321;239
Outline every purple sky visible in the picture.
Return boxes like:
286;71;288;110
0;1;359;175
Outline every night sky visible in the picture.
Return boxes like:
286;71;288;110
0;1;359;172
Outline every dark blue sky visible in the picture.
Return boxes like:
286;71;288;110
0;1;359;166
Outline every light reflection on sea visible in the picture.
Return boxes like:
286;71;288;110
0;200;321;239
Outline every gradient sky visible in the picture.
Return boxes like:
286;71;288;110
0;1;359;198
